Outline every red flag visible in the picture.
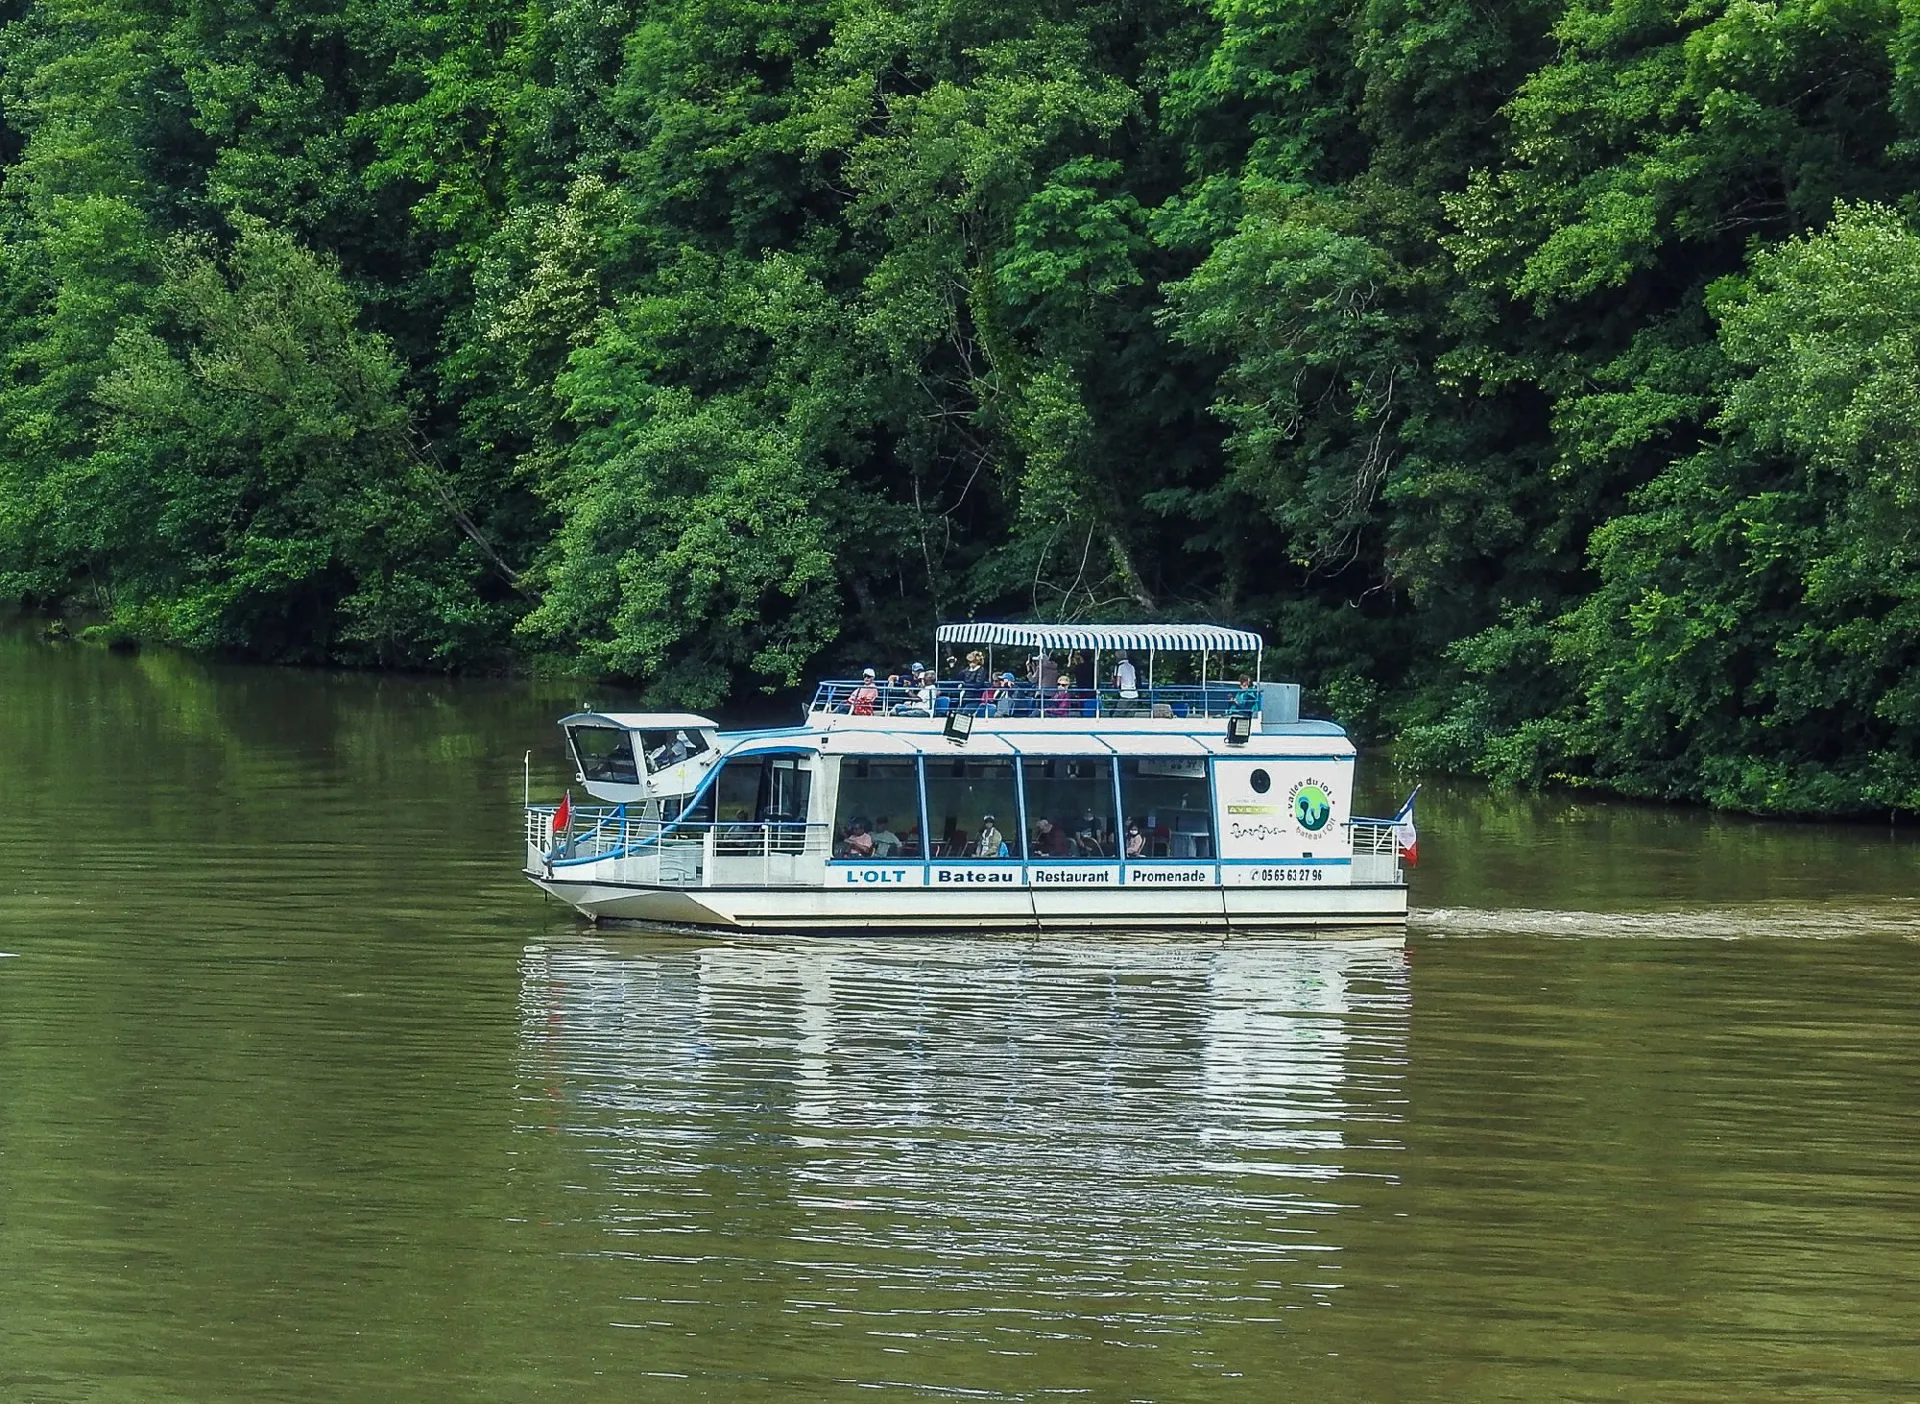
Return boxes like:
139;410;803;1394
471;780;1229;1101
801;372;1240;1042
552;792;572;848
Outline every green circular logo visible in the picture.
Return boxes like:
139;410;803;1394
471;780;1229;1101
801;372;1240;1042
1291;783;1332;833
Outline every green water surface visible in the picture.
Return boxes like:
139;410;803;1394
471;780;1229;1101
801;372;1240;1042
2;629;1918;1402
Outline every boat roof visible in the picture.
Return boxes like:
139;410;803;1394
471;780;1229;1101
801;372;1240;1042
561;711;719;731
934;622;1262;653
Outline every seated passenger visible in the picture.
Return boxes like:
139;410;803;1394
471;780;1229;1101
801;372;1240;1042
1045;677;1073;717
840;820;874;859
891;664;936;715
1125;820;1146;858
976;813;1006;858
648;729;694;769
989;672;1017;716
1032;817;1070;857
870;816;902;858
850;669;880;715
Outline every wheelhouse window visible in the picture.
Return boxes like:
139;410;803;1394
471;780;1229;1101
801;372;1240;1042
1119;757;1214;860
924;758;1022;860
638;728;710;773
1020;757;1117;858
832;757;921;859
568;726;639;785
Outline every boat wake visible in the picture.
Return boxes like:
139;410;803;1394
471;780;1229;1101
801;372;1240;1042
1411;902;1920;941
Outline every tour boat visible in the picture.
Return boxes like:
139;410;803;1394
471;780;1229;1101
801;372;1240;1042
523;623;1412;933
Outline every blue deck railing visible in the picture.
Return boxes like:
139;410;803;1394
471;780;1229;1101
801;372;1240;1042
807;681;1254;720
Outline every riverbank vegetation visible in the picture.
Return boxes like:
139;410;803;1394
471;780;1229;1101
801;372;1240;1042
2;0;1917;815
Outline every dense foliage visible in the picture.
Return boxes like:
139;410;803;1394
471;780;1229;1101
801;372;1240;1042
3;0;1918;813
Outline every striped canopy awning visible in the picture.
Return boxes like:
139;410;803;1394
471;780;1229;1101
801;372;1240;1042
934;622;1263;653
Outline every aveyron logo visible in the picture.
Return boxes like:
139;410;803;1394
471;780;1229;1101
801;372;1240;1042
1289;779;1333;834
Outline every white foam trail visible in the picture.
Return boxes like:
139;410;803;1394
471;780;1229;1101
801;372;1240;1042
1412;903;1920;940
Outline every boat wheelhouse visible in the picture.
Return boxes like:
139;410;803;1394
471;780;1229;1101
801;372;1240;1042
524;623;1410;933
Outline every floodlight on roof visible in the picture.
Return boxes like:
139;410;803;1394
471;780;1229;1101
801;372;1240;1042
944;710;974;746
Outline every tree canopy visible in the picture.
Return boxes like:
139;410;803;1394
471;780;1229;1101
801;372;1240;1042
4;0;1919;814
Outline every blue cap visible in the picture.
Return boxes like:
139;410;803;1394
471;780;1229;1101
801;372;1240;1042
909;661;926;672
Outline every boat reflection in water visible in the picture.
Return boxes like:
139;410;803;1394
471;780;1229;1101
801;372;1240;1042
512;936;1411;1384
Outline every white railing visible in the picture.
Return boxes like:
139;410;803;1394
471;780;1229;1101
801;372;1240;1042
1347;819;1404;886
526;805;832;888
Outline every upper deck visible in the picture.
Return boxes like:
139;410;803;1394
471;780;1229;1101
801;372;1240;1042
807;679;1287;724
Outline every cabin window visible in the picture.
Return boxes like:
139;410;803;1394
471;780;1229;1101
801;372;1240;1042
637;728;711;773
713;759;765;826
1119;757;1214;860
1019;757;1117;859
924;758;1023;860
832;757;921;859
568;726;639;785
705;755;813;851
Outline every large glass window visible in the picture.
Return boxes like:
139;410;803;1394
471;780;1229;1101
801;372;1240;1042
708;755;812;850
1119;757;1214;860
568;725;638;784
1019;757;1118;858
832;757;923;859
924;758;1023;860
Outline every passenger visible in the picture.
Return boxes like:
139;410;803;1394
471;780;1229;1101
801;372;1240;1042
1067;652;1096;716
994;672;1018;716
1033;817;1069;857
976;813;1006;859
1075;813;1104;856
648;729;694;768
1228;673;1262;718
720;808;759;853
870;816;902;858
882;669;902;706
891;664;935;716
960;650;989;710
850;668;880;715
1045;676;1073;717
1012;668;1038;717
1125;820;1146;858
1114;654;1138;699
840;820;874;859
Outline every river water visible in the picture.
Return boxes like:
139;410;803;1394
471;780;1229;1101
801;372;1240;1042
3;628;1918;1402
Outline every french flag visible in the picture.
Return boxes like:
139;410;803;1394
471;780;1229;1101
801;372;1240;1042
1391;787;1418;866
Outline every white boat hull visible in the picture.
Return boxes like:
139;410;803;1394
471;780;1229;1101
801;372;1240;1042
527;872;1407;933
